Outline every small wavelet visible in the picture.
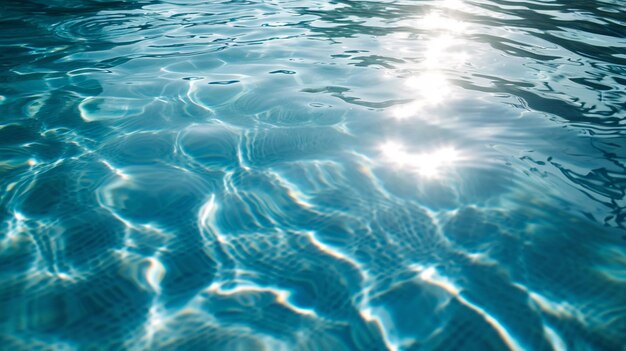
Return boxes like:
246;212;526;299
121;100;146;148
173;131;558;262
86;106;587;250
2;0;625;349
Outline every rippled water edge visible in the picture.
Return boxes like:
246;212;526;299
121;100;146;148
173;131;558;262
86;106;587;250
1;0;626;350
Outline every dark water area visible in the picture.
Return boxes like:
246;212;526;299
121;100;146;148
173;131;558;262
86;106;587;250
1;0;626;350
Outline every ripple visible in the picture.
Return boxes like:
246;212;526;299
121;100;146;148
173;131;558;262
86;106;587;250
101;132;176;165
244;126;350;166
53;12;156;43
79;96;147;122
178;123;241;169
96;165;211;224
269;70;296;75
2;0;626;349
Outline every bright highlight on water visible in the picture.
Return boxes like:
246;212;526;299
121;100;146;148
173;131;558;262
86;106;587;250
1;0;625;350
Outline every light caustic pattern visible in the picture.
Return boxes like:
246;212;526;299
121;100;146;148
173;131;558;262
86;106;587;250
1;0;626;350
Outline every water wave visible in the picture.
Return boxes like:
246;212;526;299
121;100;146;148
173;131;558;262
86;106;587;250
1;0;625;350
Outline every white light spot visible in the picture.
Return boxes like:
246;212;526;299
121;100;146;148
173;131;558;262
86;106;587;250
380;141;461;178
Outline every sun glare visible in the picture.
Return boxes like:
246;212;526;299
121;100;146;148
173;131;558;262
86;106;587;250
421;12;468;33
380;141;461;178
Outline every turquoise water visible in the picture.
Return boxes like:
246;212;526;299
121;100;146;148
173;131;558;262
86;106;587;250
1;0;625;349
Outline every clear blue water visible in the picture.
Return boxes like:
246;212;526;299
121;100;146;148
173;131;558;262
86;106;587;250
1;0;625;350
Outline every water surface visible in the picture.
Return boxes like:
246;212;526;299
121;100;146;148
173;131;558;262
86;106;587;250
1;0;626;350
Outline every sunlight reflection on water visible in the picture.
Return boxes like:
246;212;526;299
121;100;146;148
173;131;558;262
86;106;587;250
1;0;625;349
380;141;461;178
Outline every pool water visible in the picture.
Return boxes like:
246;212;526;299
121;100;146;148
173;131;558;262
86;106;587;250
1;0;625;350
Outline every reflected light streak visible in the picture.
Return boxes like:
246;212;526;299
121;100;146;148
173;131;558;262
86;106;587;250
101;159;130;180
380;141;461;178
145;257;166;294
2;212;27;245
414;265;526;351
206;282;317;317
387;8;470;120
144;304;167;343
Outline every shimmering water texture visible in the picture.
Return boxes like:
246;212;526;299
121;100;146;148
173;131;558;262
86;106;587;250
1;0;626;350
